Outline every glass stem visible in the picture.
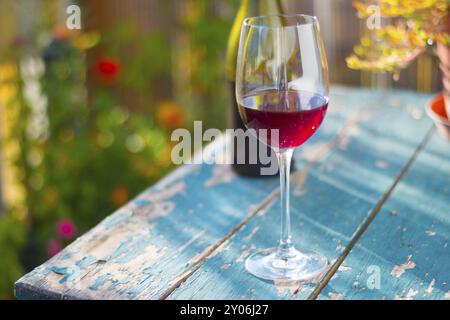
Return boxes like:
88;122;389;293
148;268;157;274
276;149;295;260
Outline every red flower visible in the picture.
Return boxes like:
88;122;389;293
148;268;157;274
57;218;76;239
156;101;186;130
47;239;61;257
96;57;121;84
111;185;129;207
12;36;26;49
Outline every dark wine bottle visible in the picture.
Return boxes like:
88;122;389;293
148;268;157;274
226;0;288;177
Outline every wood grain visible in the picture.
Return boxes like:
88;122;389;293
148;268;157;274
315;132;450;300
15;88;443;300
167;90;434;300
14;87;357;299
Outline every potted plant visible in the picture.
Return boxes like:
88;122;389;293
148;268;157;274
347;0;450;139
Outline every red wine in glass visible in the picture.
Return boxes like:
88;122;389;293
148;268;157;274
236;14;330;282
239;90;328;150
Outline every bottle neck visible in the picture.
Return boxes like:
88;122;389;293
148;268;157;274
253;0;283;15
226;0;284;80
239;0;281;27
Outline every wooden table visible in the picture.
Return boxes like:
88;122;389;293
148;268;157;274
15;87;450;300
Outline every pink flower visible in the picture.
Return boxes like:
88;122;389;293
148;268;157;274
47;239;61;257
57;219;76;239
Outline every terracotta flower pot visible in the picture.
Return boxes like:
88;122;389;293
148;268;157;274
426;93;450;141
426;12;450;140
437;42;450;117
436;11;450;117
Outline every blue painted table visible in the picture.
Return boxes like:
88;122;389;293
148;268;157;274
15;87;450;300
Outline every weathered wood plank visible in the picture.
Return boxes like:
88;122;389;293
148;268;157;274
15;88;437;300
15;155;277;299
15;87;362;300
315;132;450;300
167;91;434;299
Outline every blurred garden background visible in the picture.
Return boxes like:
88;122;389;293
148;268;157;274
0;0;443;299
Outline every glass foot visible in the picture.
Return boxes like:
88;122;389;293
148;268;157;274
245;247;328;282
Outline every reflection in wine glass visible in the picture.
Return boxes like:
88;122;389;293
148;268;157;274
236;14;330;281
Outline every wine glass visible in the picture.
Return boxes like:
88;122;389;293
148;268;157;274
236;14;330;281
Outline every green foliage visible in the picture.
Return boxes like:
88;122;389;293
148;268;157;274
0;215;26;299
0;1;239;299
347;0;450;73
0;30;175;298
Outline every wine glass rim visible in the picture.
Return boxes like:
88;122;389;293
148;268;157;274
243;14;318;29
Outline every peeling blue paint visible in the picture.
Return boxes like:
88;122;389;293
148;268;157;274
89;274;112;291
50;267;69;275
76;255;97;268
58;252;73;260
103;209;133;229
108;236;153;264
108;279;120;290
50;266;81;283
14;89;449;300
135;199;151;208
